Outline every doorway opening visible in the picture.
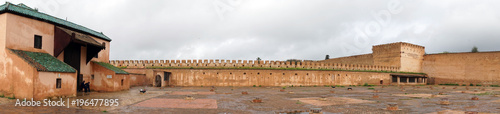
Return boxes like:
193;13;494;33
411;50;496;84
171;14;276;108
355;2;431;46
155;75;162;87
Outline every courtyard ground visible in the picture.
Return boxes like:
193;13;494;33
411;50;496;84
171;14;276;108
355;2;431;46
0;85;500;113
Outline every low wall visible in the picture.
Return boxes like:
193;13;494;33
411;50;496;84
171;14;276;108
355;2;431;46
146;69;394;87
129;74;147;86
91;63;130;92
423;52;500;85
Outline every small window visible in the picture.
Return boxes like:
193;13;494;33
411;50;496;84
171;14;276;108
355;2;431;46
91;75;95;79
34;35;42;49
56;78;61;89
164;72;171;81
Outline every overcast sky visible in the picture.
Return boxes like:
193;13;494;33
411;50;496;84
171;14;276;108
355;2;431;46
5;0;500;60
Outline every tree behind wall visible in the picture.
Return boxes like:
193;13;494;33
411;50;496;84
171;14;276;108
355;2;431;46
325;55;329;60
471;46;478;53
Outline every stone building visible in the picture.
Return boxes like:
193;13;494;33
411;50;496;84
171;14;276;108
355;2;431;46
0;2;129;100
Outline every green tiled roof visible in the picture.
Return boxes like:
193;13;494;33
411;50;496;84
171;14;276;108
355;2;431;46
93;61;129;74
9;49;76;73
0;2;111;41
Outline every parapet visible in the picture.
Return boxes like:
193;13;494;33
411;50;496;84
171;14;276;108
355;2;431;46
109;59;401;72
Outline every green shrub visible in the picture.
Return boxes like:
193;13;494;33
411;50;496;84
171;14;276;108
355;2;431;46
201;85;203;87
258;85;262;87
291;85;294;87
462;84;466;86
367;88;375;90
476;84;482;86
470;84;474;86
0;94;4;98
253;85;256;87
282;87;286;89
300;85;303;87
313;85;317;87
490;85;500;87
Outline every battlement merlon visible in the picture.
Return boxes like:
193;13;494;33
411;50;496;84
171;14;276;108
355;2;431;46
109;59;402;72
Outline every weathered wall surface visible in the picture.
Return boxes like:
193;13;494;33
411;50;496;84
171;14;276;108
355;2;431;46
400;43;425;72
129;74;147;86
91;63;129;92
91;38;110;63
146;69;393;87
372;43;401;68
34;72;76;100
5;13;55;55
321;54;374;65
423;52;500;85
0;49;36;99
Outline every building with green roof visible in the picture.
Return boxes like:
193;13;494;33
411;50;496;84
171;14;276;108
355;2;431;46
0;2;129;100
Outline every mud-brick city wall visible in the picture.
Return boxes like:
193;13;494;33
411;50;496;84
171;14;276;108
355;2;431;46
423;52;500;85
148;69;393;87
321;54;374;65
110;59;400;72
399;43;425;72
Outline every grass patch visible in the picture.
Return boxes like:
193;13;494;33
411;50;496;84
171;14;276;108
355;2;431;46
146;66;426;75
462;84;467;86
253;85;256;87
490;85;500;87
476;84;482;86
335;85;345;87
102;110;107;113
0;94;4;98
363;83;375;87
7;95;15;99
438;83;459;86
470;84;474;86
367;88;375;90
296;100;302;104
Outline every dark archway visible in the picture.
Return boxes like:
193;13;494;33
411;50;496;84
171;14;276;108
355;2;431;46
155;75;162;87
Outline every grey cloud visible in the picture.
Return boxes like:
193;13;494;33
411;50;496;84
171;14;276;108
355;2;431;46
6;0;500;60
